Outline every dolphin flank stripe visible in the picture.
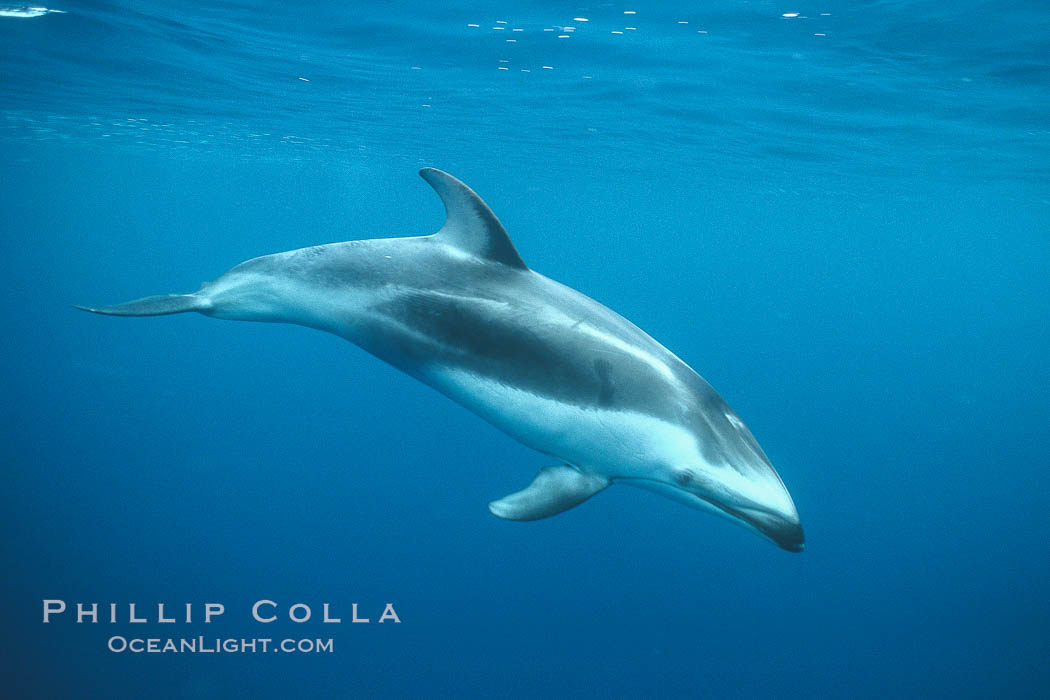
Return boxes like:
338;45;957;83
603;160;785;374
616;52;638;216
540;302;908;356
77;168;804;552
368;286;675;410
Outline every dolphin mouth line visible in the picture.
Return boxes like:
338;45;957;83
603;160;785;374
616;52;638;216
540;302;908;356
618;477;805;552
715;501;805;553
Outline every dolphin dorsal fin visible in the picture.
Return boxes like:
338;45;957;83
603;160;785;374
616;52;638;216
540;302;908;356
419;168;527;269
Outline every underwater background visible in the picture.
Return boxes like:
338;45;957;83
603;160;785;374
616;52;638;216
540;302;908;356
2;1;1048;697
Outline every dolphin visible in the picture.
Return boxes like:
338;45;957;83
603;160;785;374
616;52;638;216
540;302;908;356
0;6;66;18
77;168;804;552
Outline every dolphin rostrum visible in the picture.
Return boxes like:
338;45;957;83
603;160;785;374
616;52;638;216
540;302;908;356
78;168;804;552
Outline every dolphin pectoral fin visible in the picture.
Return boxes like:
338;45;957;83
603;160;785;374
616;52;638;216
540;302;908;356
488;465;609;521
74;294;208;317
418;168;528;270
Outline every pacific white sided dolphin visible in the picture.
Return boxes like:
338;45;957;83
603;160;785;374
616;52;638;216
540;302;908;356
78;168;804;552
0;6;66;18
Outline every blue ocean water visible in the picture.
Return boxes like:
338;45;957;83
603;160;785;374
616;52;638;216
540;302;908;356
2;1;1049;697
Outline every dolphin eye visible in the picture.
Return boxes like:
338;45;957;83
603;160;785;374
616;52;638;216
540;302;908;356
674;470;692;486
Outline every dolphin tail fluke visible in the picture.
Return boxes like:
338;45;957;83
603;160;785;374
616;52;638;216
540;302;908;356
74;293;208;317
489;465;609;521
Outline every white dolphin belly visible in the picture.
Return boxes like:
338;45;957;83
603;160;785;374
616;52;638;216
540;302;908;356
425;365;702;480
